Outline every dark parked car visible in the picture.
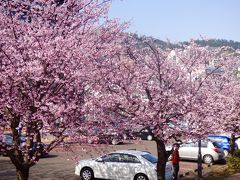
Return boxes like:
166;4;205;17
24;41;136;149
133;127;154;141
32;143;49;158
87;132;124;145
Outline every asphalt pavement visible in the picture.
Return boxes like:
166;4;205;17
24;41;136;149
0;141;227;180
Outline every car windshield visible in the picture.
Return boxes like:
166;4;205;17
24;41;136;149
212;141;222;148
141;153;158;164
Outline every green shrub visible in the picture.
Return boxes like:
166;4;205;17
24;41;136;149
228;150;240;169
233;150;240;158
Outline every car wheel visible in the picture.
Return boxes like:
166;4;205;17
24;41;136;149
223;149;229;157
147;135;153;141
203;155;213;164
87;139;93;144
134;173;149;180
80;167;94;180
111;139;118;145
123;134;127;140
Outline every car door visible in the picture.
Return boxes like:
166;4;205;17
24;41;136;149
94;153;120;179
190;142;200;160
179;143;198;160
201;142;212;159
107;153;124;179
179;143;191;159
94;154;111;179
115;154;142;179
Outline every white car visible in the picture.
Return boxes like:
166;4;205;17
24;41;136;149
178;141;224;164
75;150;173;180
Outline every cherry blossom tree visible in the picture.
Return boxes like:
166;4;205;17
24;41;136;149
206;48;240;155
94;36;232;179
0;0;125;179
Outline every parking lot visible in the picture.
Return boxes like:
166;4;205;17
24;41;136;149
0;140;223;180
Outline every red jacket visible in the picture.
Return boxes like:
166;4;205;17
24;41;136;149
172;149;180;164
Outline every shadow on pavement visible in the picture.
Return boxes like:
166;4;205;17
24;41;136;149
217;159;227;165
180;158;227;165
45;154;58;158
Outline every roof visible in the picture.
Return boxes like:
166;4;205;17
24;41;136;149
208;135;230;139
115;150;150;156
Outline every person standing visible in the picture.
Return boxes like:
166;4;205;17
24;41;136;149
172;143;180;180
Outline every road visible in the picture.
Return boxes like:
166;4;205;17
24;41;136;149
0;140;224;180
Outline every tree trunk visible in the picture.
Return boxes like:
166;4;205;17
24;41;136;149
230;134;236;156
156;139;167;180
16;166;30;180
10;154;32;180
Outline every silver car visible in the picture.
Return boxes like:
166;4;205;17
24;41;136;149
75;150;173;180
179;141;224;164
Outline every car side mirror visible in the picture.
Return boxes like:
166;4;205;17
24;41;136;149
96;157;104;162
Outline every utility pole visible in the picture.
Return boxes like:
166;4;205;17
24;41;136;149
198;139;203;179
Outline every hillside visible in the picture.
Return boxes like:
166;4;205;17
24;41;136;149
132;34;240;50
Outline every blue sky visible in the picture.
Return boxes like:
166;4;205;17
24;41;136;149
108;0;240;42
